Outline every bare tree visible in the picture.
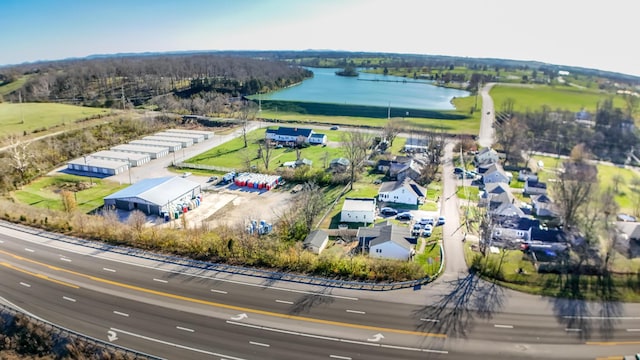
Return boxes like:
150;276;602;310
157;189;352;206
127;210;147;234
297;182;325;231
6;135;36;183
60;190;77;213
258;139;273;170
382;117;403;146
495;116;527;166
341;131;372;190
238;102;257;148
552;158;598;229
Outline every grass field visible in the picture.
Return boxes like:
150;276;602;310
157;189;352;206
491;84;625;113
0;76;31;96
0;102;110;136
12;174;128;213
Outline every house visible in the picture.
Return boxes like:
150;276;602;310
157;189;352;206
396;161;422;182
530;194;559;218
340;198;376;223
265;127;318;144
329;157;350;171
490;199;525;218
517;169;537;182
492;216;537;246
304;230;329;254
309;133;327;145
378;179;426;205
403;138;429;153
530;226;566;243
524;178;547;196
357;222;414;260
376;159;393;173
474;147;499;166
615;221;640;258
482;163;511;185
479;183;513;207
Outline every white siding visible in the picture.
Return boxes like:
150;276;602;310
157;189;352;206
341;209;375;223
378;188;418;205
369;242;410;260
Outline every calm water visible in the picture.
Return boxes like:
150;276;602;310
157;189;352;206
259;67;470;111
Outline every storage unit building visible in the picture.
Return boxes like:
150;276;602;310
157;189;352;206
143;136;193;147
129;139;182;152
104;176;201;215
67;157;129;176
110;144;169;159
163;129;214;140
155;131;205;143
90;150;150;167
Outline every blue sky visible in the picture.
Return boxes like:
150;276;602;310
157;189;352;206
1;0;636;77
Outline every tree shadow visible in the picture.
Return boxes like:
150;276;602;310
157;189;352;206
412;271;505;338
288;288;336;315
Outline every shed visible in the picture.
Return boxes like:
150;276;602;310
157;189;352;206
340;198;376;223
304;230;329;254
309;133;327;145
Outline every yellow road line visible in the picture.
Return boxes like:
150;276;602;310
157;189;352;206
0;262;79;288
0;249;446;338
587;340;640;346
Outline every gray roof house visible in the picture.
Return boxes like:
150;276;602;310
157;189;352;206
304;230;329;254
524;178;547;196
358;222;414;260
474;147;499;166
531;194;559;218
378;178;426;205
482;163;511;185
479;183;513;207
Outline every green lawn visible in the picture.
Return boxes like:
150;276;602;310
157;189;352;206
415;241;442;276
0;102;110;136
13;174;127;213
0;75;31;96
491;84;625;113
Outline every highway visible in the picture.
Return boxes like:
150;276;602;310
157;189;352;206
1;223;639;359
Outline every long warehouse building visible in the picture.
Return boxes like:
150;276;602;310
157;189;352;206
164;129;214;139
154;131;205;143
110;144;169;159
90;150;150;167
67;157;128;175
129;139;182;152
143;136;193;147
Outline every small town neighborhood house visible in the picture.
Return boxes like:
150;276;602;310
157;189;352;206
341;197;376;223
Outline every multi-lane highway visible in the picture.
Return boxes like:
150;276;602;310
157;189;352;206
1;222;639;359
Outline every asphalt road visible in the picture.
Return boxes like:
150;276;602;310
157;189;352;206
478;82;496;148
1;224;639;359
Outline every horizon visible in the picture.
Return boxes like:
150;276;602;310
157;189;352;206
2;0;638;78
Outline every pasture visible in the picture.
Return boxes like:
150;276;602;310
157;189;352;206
490;84;625;113
0;102;110;136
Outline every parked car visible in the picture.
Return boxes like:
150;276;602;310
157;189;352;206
454;167;464;175
380;207;398;216
437;216;446;225
330;125;340;130
208;176;219;182
422;225;433;237
182;172;192;178
411;223;422;236
396;212;413;221
418;217;434;226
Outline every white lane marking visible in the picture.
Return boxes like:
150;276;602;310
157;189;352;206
563;316;640;320
565;328;582;332
627;329;640;332
62;296;76;302
346;310;366;314
176;326;195;333
113;311;129;317
330;355;352;360
60;257;71;262
494;324;514;329
420;318;440;322
276;299;293;305
20;282;31;287
110;327;246;360
24;248;35;252
226;321;448;354
211;289;228;294
249;341;270;348
103;268;116;272
153;278;168;283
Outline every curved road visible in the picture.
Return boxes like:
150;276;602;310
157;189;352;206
1;223;639;359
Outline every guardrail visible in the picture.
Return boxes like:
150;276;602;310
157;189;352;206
0;301;161;360
0;220;433;291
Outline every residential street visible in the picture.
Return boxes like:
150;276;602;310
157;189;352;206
478;82;496;148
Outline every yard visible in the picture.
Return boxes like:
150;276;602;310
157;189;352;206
12;174;128;213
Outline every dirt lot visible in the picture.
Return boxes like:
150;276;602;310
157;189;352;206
166;183;296;229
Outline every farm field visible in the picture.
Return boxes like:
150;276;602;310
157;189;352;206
0;102;110;136
12;174;127;213
490;84;625;113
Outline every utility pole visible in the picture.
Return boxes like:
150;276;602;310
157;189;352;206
128;158;132;184
19;91;24;124
121;84;126;110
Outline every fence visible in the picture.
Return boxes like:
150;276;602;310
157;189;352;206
0;220;434;291
173;161;235;173
0;301;161;360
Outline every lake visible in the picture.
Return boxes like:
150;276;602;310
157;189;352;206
258;67;470;111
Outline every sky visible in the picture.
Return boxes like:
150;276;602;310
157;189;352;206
1;0;637;77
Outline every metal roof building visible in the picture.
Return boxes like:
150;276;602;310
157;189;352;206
129;139;182;152
143;135;193;147
110;144;169;159
104;176;201;215
90;150;150;167
155;131;205;143
163;128;214;140
67;157;129;175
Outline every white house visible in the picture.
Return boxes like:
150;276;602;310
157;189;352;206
492;216;535;245
482;164;511;185
341;198;376;223
378;179;426;205
358;222;414;260
474;147;499;166
304;230;329;254
524;178;547;196
265;127;326;144
309;133;327;145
